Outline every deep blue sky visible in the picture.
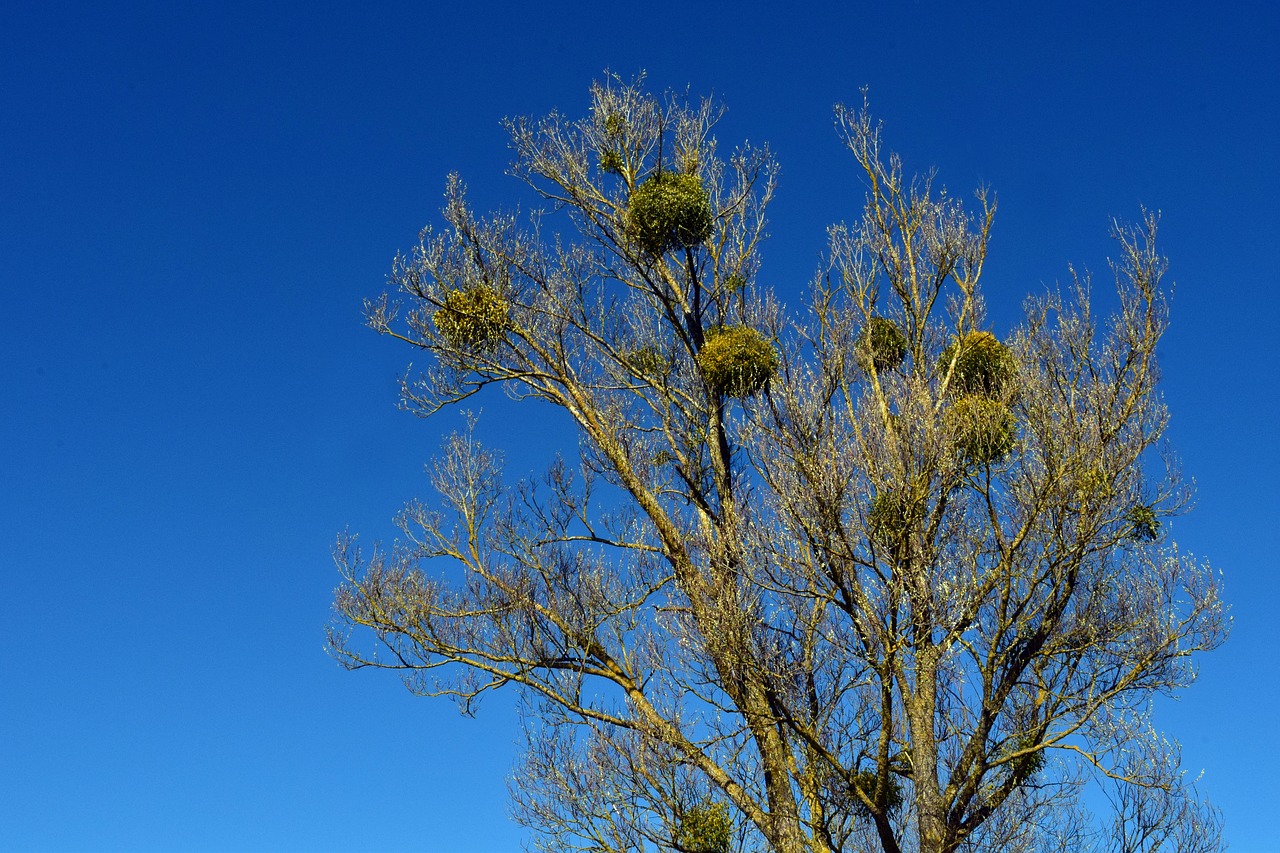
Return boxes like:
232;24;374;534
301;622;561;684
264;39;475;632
3;2;1277;851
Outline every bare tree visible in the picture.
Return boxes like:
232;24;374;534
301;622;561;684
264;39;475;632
329;75;1227;853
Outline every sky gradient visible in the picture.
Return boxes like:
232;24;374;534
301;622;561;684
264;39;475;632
3;2;1278;850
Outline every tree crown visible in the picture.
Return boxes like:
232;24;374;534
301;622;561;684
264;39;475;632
332;75;1227;853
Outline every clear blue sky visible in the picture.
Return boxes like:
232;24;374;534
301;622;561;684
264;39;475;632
3;2;1277;851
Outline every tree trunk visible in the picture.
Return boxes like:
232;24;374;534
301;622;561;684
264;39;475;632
907;649;948;853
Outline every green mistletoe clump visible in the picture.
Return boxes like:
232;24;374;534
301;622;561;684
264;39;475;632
850;769;904;820
948;394;1017;463
432;285;509;351
855;316;909;373
628;171;713;255
939;331;1019;464
624;344;669;379
696;326;778;397
1126;504;1160;541
938;330;1017;398
674;802;731;853
867;488;923;544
